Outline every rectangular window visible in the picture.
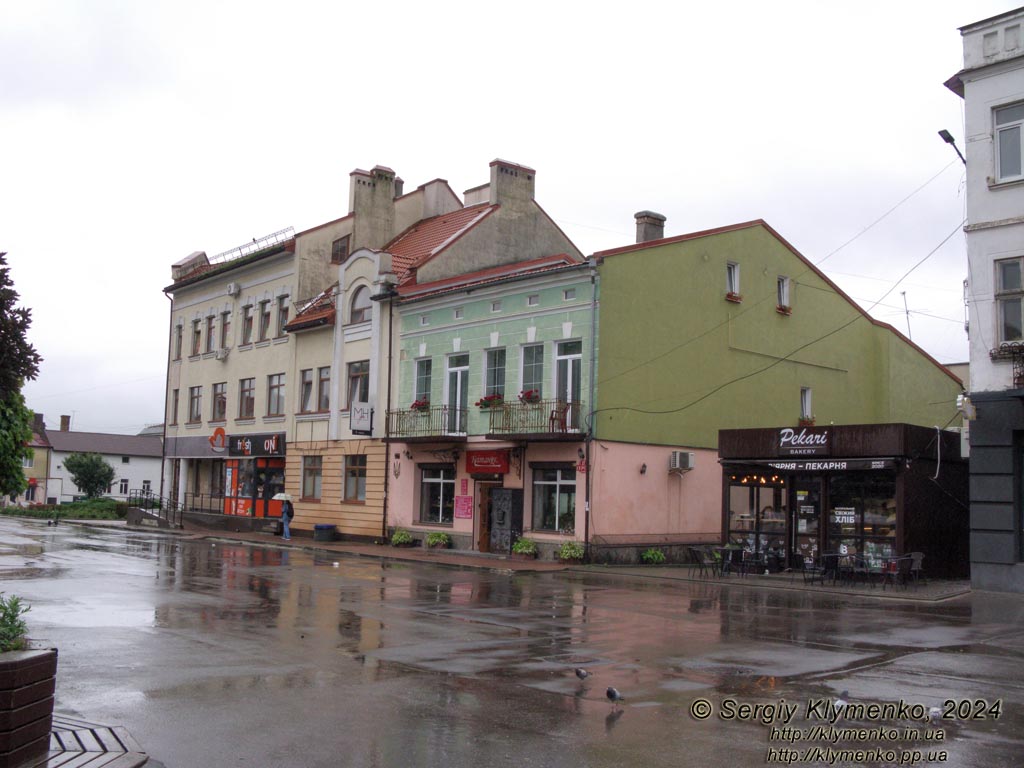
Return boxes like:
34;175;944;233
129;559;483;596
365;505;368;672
331;235;350;263
485;348;506;397
188;386;202;423
239;378;255;419
415;359;432;402
241;306;254;344
996;103;1024;182
173;325;182;360
142;480;151;493
22;450;33;469
563;288;576;301
532;467;576;532
522;344;544;396
446;354;469;433
347;360;369;409
491;300;502;312
205;315;215;353
317;367;331;411
212;382;227;421
258;301;271;341
191;320;201;356
299;369;314;413
345;455;367;501
997;257;1024;342
800;387;813;420
454;307;464;320
267;374;285;416
276;295;289;336
420;315;429;326
302;455;323;500
171;389;179;425
419;466;455;524
777;276;791;308
122;456;130;464
527;294;539;306
220;311;232;348
727;262;740;295
119;479;129;495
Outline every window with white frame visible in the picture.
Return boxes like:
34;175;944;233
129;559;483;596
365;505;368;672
267;373;285;416
996;103;1024;182
344;455;367;501
532;466;576;532
142;480;151;493
415;359;432;403
800;387;813;420
491;300;502;312
302;455;322;499
317;367;330;411
258;300;272;341
191;320;202;356
205;315;215;352
522;344;544;397
485;348;506;397
726;262;740;295
446;354;469;433
241;306;254;344
22;450;33;468
997;257;1024;342
119;479;129;495
299;369;314;413
453;307;464;320
563;288;576;301
350;287;371;324
188;386;202;422
527;294;539;307
777;276;791;308
347;360;369;409
419;465;455;524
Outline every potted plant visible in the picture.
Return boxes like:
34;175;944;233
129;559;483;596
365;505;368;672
511;537;538;560
410;398;431;413
517;389;541;405
0;594;56;767
641;547;666;565
474;393;504;409
725;291;743;303
798;416;816;427
425;532;451;549
390;529;414;547
776;304;792;315
557;540;586;564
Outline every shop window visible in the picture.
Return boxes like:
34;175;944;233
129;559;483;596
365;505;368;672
419;465;455;524
345;455;367;502
532;466;576;533
302;455;323;500
726;473;786;558
827;472;897;565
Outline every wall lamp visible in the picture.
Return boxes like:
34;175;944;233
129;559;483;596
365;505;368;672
640;463;647;475
938;129;966;166
403;450;413;460
577;447;585;460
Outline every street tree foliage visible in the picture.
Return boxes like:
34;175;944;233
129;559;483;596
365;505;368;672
64;453;116;499
0;391;32;497
0;252;41;497
0;253;42;400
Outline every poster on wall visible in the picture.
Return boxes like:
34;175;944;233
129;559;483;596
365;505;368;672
454;495;473;519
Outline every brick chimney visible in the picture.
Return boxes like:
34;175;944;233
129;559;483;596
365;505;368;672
635;211;666;243
60;415;71;432
349;165;399;249
32;413;45;431
488;159;536;207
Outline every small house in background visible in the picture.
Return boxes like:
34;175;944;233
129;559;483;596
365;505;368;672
2;414;51;507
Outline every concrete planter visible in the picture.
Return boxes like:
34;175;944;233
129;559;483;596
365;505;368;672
0;648;57;768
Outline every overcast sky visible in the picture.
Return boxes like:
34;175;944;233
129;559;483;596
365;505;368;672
2;1;1008;434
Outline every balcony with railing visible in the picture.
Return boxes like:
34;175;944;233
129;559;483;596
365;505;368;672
387;405;469;441
485;399;584;440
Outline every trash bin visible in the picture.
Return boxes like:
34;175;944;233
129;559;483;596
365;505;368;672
313;524;337;542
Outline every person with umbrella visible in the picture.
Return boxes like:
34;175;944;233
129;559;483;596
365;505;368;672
273;493;294;540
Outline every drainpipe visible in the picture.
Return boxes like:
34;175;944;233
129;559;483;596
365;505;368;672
584;258;598;557
376;283;398;541
160;291;173;513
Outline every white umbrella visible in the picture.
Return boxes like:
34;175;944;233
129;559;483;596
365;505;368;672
272;493;292;502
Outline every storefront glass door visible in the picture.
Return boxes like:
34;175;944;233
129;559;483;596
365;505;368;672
791;476;821;567
727;473;786;564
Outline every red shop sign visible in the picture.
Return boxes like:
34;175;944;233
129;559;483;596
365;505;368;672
465;450;509;474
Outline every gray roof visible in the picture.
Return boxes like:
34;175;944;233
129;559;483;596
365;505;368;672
45;430;163;458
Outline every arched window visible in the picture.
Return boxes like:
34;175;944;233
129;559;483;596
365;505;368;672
350;286;371;324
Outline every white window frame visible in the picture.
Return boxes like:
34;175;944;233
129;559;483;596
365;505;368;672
563;288;576;301
484;348;506;397
527;294;539;307
350;286;371;325
415;358;432;403
800;387;813;420
22;451;33;469
299;369;314;413
995;102;1024;183
491;300;502;313
445;354;469;434
453;307;464;320
777;276;791;308
521;343;544;397
726;262;740;295
997;256;1024;342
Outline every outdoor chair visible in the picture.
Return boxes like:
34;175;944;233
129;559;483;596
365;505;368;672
881;556;912;590
695;547;720;578
548;403;570;433
819;553;841;585
801;557;826;586
909;552;925;587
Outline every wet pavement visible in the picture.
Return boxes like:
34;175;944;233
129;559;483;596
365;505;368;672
1;517;1022;768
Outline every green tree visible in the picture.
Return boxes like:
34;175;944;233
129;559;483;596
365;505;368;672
0;252;41;497
0;391;32;497
63;453;115;499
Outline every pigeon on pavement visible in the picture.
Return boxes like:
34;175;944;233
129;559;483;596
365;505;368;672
575;668;590;681
606;687;625;709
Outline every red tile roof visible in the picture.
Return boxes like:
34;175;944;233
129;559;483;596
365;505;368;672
398;254;583;300
284;284;337;332
385;203;497;282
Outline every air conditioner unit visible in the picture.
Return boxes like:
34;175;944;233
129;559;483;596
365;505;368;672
226;282;241;297
216;348;230;361
669;450;695;472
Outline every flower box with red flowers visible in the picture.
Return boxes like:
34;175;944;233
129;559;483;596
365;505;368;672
725;292;743;303
410;398;431;413
518;389;541;404
474;394;505;409
776;304;792;315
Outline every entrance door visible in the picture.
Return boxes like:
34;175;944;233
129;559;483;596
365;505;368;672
446;354;469;434
477;483;500;552
555;341;582;430
791;476;822;567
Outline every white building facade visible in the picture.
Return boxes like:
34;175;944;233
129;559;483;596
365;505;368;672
948;6;1024;592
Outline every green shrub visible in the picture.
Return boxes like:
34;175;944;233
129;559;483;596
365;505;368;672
0;594;30;652
0;498;126;521
557;541;585;561
511;537;538;555
641;548;666;565
391;528;413;545
425;532;451;548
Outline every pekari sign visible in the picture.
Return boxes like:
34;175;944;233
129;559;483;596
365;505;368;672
777;427;830;457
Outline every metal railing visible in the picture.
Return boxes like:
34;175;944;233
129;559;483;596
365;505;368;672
386;405;468;438
486;399;584;435
182;493;226;515
127;489;183;528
